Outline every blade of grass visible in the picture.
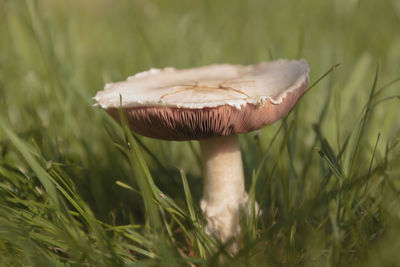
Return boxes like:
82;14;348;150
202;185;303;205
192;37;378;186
0;118;60;208
117;103;180;266
179;168;207;258
348;65;379;179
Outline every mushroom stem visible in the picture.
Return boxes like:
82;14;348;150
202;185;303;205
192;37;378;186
200;135;247;251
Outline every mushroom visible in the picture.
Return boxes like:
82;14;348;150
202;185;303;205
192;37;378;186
94;59;309;252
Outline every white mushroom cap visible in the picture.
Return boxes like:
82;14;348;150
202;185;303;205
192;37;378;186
94;59;309;140
95;59;309;109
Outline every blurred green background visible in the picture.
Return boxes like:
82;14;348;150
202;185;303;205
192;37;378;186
0;0;399;266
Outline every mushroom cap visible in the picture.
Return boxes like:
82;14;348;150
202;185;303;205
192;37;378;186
94;59;309;140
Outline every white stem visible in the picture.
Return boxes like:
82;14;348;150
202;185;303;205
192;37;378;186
199;135;247;250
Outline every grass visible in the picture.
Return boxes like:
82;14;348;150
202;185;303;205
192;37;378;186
0;0;400;265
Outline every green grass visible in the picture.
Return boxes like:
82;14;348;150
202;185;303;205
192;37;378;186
1;0;400;266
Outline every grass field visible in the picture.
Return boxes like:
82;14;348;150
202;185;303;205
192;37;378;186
1;0;400;266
